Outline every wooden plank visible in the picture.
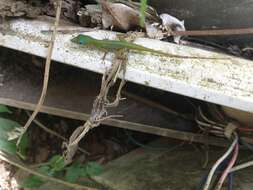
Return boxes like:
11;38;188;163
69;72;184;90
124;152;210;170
0;54;226;146
0;58;180;130
0;17;253;112
0;98;227;147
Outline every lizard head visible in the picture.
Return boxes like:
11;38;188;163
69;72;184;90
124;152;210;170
71;34;93;45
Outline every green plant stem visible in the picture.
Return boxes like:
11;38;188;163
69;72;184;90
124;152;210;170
140;0;147;27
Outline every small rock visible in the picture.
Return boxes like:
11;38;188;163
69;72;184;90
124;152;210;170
160;13;186;43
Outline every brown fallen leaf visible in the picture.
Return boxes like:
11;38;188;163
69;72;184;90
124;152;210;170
100;0;160;31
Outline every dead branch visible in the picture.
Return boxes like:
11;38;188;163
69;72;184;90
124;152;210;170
17;0;63;146
64;50;127;164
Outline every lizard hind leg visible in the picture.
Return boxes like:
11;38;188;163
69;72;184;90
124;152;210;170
101;51;108;64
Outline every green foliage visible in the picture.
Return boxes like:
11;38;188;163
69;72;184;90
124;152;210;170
0;105;12;113
48;155;66;172
0;118;21;137
140;0;147;27
65;161;83;183
0;117;28;156
20;156;103;188
19;156;63;188
0;107;29;158
18;133;29;159
0;105;103;188
65;161;103;182
20;175;45;188
39;165;51;173
0;138;17;155
19;165;51;188
85;162;103;176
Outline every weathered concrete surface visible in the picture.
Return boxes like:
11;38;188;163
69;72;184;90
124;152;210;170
93;139;253;190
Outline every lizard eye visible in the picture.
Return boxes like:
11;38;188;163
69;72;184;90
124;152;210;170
79;38;86;45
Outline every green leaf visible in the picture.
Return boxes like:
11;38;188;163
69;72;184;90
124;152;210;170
48;155;65;172
0;105;12;113
0;139;17;155
0;118;21;137
39;165;51;173
19;165;52;188
7;127;24;141
20;175;45;188
0;117;29;157
65;161;103;182
85;162;103;176
17;133;29;159
65;162;82;183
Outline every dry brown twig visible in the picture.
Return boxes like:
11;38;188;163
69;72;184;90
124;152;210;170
64;50;127;164
17;0;63;146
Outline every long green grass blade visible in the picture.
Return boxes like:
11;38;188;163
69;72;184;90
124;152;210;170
140;0;147;27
